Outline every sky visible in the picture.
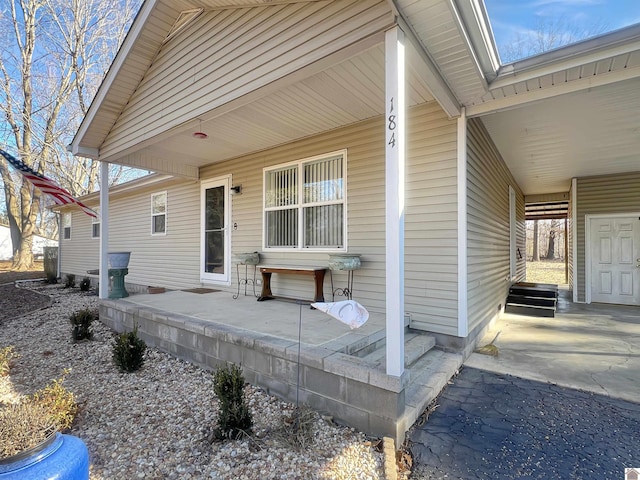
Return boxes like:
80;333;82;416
484;0;640;62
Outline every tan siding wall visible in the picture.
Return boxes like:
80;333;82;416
101;0;392;158
467;118;526;335
59;209;101;279
59;180;202;291
202;101;459;325
575;172;640;301
404;106;459;335
567;182;574;296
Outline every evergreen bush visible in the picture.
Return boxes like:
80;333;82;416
212;363;253;440
112;326;146;372
69;308;96;341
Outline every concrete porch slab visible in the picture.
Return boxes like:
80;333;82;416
99;290;462;444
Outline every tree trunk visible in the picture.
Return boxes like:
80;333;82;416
12;234;34;270
546;229;556;260
532;220;539;261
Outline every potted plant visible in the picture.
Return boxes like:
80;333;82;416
0;402;89;479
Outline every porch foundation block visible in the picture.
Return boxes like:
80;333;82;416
99;299;460;445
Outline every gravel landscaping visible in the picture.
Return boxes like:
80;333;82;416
0;281;386;479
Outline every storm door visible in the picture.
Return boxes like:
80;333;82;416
201;177;230;284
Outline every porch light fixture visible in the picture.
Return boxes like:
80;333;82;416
230;185;242;195
193;118;208;139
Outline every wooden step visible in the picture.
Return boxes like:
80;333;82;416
505;303;555;317
506;294;557;308
509;286;557;298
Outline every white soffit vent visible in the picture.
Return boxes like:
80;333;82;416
163;8;204;44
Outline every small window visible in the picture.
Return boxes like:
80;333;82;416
263;151;346;250
92;216;100;239
151;192;167;235
63;213;71;240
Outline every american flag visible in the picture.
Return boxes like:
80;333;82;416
0;148;97;218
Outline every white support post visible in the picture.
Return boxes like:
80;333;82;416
99;162;109;299
385;26;406;377
457;109;468;337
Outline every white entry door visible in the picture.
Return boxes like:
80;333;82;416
589;216;640;305
201;177;231;285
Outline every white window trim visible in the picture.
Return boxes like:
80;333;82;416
63;213;72;240
262;149;348;252
91;215;100;239
151;191;167;236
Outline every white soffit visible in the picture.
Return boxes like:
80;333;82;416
126;44;435;170
481;77;640;196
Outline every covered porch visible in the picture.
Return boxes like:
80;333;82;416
99;290;463;444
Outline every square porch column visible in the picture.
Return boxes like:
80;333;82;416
385;25;406;377
99;161;109;299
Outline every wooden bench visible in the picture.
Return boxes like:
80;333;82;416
257;266;327;303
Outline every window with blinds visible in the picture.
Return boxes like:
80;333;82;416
264;151;346;250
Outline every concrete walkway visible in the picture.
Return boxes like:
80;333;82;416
409;291;640;478
466;290;640;403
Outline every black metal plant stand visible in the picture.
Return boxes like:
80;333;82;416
330;269;356;301
233;263;258;299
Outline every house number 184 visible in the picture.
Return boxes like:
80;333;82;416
388;97;397;148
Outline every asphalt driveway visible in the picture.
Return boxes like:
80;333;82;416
409;291;640;479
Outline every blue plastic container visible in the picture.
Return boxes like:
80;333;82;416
0;433;89;479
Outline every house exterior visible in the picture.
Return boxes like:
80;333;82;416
59;0;640;441
0;224;57;261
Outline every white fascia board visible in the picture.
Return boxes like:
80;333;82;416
467;64;640;117
491;25;640;89
70;0;160;151
450;0;500;83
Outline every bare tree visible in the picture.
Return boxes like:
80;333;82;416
499;16;609;63
0;0;140;270
532;219;539;262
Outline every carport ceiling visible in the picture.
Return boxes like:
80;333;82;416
481;77;640;196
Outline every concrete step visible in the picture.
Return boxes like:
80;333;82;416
402;349;464;432
361;333;436;368
514;281;558;291
504;303;555;317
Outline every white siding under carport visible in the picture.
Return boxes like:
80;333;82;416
575;171;640;302
466;118;526;337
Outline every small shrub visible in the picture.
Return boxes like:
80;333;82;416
45;272;58;284
0;346;19;377
277;405;316;451
0;402;57;459
212;363;253;440
30;369;78;431
112;326;146;373
64;274;76;288
69;308;96;341
79;277;91;292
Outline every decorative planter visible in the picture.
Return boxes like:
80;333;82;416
328;254;361;271
108;252;131;269
234;252;260;265
0;432;89;479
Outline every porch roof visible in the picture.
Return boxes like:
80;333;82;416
69;0;640;196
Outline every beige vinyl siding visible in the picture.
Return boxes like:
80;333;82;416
467;118;526;335
575;172;640;302
404;105;459;336
567;182;574;296
202;101;459;319
100;0;393;160
59;179;202;291
59;208;101;279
